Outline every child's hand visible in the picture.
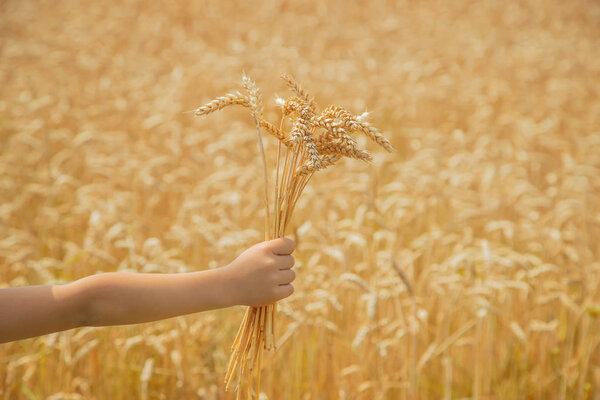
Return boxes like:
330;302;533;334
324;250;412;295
223;238;296;306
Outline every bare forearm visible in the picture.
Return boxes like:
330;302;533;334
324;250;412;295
76;270;238;327
0;284;83;343
0;269;238;343
0;238;296;343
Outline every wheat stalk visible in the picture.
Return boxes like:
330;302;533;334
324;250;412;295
194;74;392;399
242;75;270;239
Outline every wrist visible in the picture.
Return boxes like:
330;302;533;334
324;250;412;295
203;266;242;308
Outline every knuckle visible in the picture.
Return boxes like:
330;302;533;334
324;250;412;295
266;254;276;264
260;260;274;273
284;237;295;251
270;271;280;283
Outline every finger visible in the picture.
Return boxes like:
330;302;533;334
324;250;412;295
277;269;296;284
269;237;295;255
275;284;294;300
276;255;295;270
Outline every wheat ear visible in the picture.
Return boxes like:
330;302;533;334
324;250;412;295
194;92;251;116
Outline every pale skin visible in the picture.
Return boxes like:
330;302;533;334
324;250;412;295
0;238;296;343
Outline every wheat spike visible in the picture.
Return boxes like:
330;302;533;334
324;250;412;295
296;154;341;175
289;104;312;144
317;137;373;162
280;73;317;111
296;103;321;169
194;93;250;116
282;97;305;117
258;118;290;143
322;106;394;152
242;75;264;119
356;120;394;152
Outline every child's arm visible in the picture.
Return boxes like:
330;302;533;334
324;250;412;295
0;238;296;343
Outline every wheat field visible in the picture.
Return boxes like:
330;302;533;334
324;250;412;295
1;1;600;399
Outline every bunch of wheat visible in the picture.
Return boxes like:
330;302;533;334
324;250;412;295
194;73;393;398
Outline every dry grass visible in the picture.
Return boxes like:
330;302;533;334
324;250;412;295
1;0;600;399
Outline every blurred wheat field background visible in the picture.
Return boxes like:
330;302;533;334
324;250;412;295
1;0;600;399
